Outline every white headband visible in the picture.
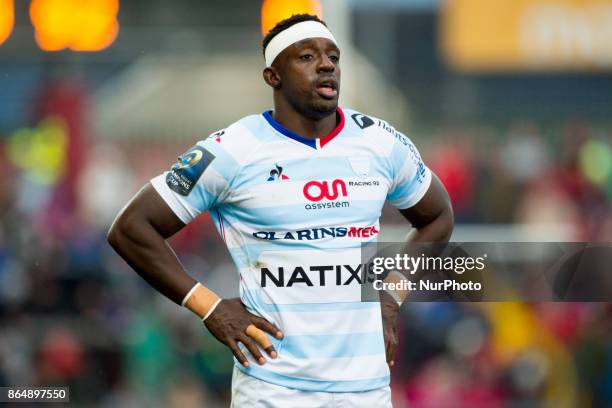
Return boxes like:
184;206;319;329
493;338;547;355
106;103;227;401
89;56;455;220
264;21;337;67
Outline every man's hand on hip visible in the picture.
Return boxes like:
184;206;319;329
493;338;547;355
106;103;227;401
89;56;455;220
380;291;400;367
205;298;284;367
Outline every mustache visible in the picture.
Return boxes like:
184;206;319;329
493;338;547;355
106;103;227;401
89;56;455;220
315;76;338;90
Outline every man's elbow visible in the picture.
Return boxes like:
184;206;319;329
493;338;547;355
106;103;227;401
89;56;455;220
107;216;124;250
107;212;136;251
441;204;454;241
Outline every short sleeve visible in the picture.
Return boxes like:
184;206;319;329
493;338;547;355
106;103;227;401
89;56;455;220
151;132;239;224
386;131;432;210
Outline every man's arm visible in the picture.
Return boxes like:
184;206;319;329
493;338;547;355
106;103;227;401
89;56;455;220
107;183;282;366
107;183;194;302
380;174;454;366
399;174;454;243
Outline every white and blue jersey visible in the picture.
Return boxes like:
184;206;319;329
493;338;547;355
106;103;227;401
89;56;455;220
151;107;432;393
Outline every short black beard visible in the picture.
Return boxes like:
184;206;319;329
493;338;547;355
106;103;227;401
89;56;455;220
289;97;338;121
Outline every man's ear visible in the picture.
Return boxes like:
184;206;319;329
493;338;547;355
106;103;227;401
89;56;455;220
263;67;281;89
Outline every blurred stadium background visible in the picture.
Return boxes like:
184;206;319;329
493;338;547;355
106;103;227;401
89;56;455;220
0;0;611;406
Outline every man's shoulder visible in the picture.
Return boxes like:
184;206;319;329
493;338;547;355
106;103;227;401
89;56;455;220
342;107;404;144
196;113;268;161
204;113;266;141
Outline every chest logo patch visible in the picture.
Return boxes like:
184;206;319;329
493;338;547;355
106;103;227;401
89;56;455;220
348;157;370;178
267;163;290;181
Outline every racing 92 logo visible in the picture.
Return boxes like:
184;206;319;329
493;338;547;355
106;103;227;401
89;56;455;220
302;179;350;210
303;179;347;201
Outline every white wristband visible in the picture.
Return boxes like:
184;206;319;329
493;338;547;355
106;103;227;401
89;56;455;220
202;298;222;322
384;271;408;307
384;288;403;307
181;282;201;307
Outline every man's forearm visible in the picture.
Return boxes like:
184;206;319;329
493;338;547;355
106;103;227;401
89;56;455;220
381;184;454;309
386;206;453;305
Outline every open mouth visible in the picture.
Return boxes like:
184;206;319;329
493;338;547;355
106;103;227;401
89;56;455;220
316;79;338;99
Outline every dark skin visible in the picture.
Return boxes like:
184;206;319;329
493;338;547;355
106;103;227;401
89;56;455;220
107;184;282;367
263;37;341;135
108;35;453;369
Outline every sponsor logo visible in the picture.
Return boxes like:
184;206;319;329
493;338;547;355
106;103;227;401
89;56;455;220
377;120;410;146
253;225;379;241
267;163;290;181
351;113;374;129
406;143;426;183
260;264;376;287
377;120;427;183
208;129;225;143
348;180;379;187
166;146;215;196
416;160;426;182
305;201;350;210
303;179;347;202
175;149;203;169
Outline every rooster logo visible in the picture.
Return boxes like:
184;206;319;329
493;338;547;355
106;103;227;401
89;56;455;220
267;164;290;181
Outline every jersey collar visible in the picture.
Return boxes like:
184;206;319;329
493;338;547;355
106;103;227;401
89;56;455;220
262;107;345;150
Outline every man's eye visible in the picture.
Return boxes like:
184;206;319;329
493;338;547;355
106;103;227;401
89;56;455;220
329;55;339;63
300;54;313;61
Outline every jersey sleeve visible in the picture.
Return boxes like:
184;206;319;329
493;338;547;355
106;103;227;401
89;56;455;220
150;131;239;224
386;131;432;210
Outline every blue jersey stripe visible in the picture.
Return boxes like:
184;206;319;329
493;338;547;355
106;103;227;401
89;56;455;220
241;289;379;313
227;241;367;269
231;155;392;191
280;332;385;359
198;138;241;182
235;114;279;142
219;201;382;229
236;364;390;393
185;183;219;213
386;171;421;203
239;331;384;360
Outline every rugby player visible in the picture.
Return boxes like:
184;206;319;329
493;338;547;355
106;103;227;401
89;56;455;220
108;14;453;407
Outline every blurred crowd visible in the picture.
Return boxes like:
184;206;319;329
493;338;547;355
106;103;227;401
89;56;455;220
0;77;611;407
426;120;612;241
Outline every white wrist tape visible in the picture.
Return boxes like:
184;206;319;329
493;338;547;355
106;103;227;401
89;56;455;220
264;21;337;67
181;282;201;307
202;298;222;322
384;287;403;306
384;271;409;307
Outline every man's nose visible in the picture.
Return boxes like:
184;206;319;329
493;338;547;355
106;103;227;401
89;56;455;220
317;54;335;72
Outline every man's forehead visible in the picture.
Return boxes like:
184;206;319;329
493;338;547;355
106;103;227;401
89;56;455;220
264;20;338;66
290;37;340;52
